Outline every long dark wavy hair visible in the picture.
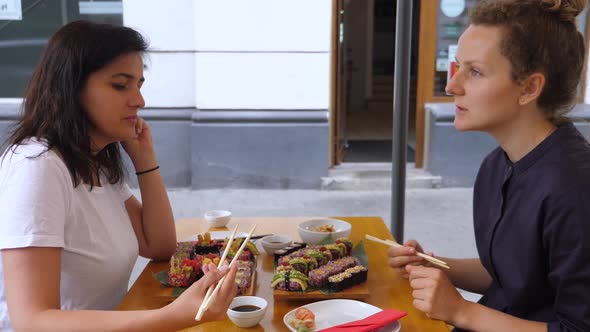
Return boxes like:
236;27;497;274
4;20;148;188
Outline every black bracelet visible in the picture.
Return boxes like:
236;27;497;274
136;165;160;176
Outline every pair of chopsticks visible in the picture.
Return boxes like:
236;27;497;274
365;234;450;270
195;224;257;321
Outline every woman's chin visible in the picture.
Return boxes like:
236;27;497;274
454;119;471;132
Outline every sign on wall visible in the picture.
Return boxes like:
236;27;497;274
441;0;465;18
0;0;22;20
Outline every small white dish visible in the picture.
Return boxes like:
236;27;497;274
298;219;352;245
283;299;401;332
260;235;292;255
204;210;232;228
227;296;268;328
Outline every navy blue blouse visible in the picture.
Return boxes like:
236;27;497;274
456;122;590;332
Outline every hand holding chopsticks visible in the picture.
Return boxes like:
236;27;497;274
199;224;238;311
195;224;257;321
365;234;450;270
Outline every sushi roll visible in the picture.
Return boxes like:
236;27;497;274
232;250;252;261
276;262;295;274
345;265;368;284
324;244;345;259
308;268;332;288
289;256;318;274
325;256;358;274
288;249;306;258
327;271;353;292
292;242;307;250
274;249;289;264
235;260;253;294
283;245;297;254
174;241;196;257
336;238;353;255
305;250;329;266
194;233;220;255
271;270;309;291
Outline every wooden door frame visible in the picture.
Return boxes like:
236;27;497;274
415;0;452;168
329;0;339;167
329;0;346;167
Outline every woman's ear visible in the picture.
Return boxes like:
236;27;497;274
518;72;545;106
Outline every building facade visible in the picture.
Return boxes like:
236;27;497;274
0;0;331;189
2;0;590;188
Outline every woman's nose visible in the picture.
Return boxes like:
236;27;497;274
445;72;463;96
130;89;145;108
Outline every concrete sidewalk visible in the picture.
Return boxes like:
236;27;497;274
158;187;477;259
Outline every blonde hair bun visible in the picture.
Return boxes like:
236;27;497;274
542;0;587;23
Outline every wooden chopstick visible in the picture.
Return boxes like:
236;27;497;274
365;234;450;270
382;237;449;267
195;224;257;321
200;225;239;309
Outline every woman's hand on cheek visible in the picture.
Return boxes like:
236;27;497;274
407;265;467;325
121;117;157;170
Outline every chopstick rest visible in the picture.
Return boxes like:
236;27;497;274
316;309;407;332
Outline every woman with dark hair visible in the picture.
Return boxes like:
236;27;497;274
0;21;237;331
388;0;590;331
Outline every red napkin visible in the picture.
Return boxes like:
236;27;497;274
316;309;407;332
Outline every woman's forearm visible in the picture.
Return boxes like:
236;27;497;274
135;165;176;260
15;306;186;332
436;257;492;294
453;301;546;332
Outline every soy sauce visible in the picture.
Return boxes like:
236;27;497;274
232;305;260;312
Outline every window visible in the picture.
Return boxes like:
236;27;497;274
432;0;590;97
0;0;122;98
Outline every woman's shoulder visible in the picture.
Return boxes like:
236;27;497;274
1;138;71;183
3;138;62;162
550;127;590;181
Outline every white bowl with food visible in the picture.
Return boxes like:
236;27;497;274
204;210;232;228
260;235;293;255
226;296;268;328
298;218;352;245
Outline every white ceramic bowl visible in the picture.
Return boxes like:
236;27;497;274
226;296;268;328
260;235;292;255
204;210;232;228
298;218;352;245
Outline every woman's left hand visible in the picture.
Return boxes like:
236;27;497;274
407;265;467;324
121;117;157;170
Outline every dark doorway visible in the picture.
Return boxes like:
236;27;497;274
334;0;420;163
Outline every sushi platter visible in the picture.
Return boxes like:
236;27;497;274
152;232;258;299
271;237;370;300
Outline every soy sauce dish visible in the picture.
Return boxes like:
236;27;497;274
226;296;268;328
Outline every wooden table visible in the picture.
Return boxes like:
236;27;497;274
118;217;450;331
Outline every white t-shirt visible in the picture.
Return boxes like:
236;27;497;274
0;139;139;331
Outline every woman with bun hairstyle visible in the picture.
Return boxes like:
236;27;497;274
388;0;590;331
0;21;238;331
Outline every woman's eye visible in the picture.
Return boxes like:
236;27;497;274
112;84;126;90
470;69;482;77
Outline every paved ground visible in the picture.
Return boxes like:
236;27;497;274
129;187;482;301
